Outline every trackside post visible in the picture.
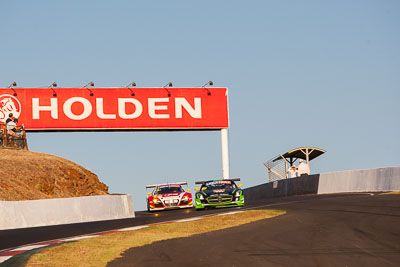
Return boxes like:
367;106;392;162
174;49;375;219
221;128;230;179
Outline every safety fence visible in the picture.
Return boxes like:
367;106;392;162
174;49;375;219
264;156;287;182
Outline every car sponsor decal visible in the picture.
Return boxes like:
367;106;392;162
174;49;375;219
213;189;225;193
160;193;180;197
205;180;232;186
158;184;181;188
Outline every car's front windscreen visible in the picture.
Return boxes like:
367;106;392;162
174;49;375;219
201;181;237;191
156;186;183;194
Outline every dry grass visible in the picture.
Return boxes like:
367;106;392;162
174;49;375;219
380;191;400;195
0;149;108;201
26;209;285;267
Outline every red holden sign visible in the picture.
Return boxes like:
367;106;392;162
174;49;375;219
0;87;229;131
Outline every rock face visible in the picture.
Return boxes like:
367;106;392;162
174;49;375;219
0;149;109;201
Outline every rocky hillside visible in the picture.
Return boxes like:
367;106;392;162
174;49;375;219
0;149;109;201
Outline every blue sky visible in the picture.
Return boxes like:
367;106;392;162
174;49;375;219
1;1;399;210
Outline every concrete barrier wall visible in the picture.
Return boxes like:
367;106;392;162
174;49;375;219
0;194;135;230
244;174;320;201
244;167;400;201
318;167;400;194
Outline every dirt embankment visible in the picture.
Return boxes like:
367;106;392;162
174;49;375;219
0;149;109;201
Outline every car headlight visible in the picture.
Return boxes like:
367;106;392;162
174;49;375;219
183;195;189;201
198;194;204;200
235;191;241;197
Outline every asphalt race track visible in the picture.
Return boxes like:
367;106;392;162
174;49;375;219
0;194;340;251
108;193;400;267
1;193;399;266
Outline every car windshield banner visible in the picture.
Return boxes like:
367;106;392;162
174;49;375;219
0;87;229;131
205;180;232;186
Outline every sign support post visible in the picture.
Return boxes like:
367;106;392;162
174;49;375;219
221;128;230;179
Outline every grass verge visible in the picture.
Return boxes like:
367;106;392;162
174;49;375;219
25;209;285;267
380;191;400;195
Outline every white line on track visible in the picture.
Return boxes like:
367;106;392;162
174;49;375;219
0;256;12;262
216;211;243;216
63;235;98;242
118;225;149;232
174;217;202;223
10;245;47;251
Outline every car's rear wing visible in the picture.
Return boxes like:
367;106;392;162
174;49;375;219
195;178;240;184
146;182;188;188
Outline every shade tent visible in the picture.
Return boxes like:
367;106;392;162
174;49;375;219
265;147;326;182
272;147;326;165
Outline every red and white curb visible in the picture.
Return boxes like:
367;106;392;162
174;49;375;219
0;241;63;263
0;211;243;264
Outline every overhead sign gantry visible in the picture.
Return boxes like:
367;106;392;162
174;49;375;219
0;85;231;179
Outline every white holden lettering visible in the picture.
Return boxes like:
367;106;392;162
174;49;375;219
148;98;170;119
63;97;92;120
31;97;202;120
96;98;116;119
175;97;202;118
118;98;143;119
32;98;58;119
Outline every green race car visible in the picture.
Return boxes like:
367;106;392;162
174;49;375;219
194;179;244;210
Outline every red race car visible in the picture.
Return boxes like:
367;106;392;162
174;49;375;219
146;182;193;212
